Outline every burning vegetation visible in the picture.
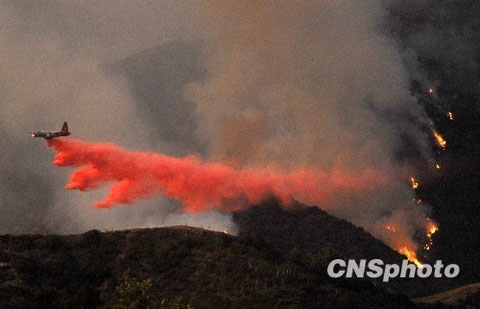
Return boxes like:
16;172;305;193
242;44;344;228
433;131;447;149
447;111;454;121
410;177;419;189
424;223;439;251
385;225;397;232
399;247;423;268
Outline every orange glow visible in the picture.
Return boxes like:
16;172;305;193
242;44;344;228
433;131;447;149
410;177;419;189
223;228;229;234
399;247;423;267
447;111;454;120
428;87;434;94
385;225;397;232
435;163;441;169
427;224;438;238
424;223;438;251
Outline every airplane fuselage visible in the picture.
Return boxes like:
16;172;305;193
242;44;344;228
31;131;70;139
30;122;70;139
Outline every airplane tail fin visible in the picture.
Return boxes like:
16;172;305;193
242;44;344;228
61;122;68;133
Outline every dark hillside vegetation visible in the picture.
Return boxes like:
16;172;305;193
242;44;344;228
0;226;415;308
233;200;461;298
1;201;477;308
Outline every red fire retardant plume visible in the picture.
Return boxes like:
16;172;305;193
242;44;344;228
47;139;390;211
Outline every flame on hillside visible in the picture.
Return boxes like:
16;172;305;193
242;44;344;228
424;223;439;251
385;225;397;232
448;111;454;120
433;131;447;149
399;247;423;267
410;177;419;189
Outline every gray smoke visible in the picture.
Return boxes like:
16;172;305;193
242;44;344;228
0;1;235;234
185;0;433;252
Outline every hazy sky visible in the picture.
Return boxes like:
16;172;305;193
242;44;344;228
3;1;203;61
0;0;234;234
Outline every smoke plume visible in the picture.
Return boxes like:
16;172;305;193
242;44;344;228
184;0;433;253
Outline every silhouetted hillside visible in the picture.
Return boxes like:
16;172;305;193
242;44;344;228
2;196;474;308
0;225;419;308
233;200;460;298
234;200;402;262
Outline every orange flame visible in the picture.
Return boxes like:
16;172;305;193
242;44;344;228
399;247;423;267
427;224;438;237
385;225;397;232
410;177;419;189
424;223;438;251
433;131;446;149
447;111;454;120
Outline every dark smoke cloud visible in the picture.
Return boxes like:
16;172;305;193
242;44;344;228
387;0;480;120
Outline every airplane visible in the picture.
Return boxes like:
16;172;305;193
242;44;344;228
30;122;70;139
